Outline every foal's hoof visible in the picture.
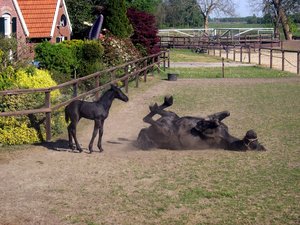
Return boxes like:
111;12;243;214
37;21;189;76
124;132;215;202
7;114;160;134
99;147;104;153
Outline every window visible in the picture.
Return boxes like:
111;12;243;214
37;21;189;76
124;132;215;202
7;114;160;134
56;36;66;43
0;13;16;37
60;14;67;27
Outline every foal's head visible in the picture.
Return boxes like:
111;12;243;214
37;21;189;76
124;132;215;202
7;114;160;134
111;84;129;102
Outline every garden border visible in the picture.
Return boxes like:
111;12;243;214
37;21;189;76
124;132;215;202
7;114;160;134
0;51;170;141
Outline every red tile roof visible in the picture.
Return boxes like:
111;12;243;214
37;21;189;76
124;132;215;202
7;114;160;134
17;0;57;38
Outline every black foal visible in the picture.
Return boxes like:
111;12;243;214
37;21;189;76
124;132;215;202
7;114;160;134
65;85;129;153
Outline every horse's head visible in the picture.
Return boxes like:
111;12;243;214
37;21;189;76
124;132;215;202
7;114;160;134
111;84;129;102
243;130;266;151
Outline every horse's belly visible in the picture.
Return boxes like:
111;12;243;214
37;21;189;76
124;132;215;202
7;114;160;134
179;135;211;150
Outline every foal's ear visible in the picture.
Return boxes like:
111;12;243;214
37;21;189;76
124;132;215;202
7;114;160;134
110;84;117;90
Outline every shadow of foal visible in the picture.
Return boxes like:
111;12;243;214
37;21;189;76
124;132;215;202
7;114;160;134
65;85;128;153
137;96;266;151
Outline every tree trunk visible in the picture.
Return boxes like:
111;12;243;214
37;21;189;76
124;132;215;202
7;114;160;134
273;0;292;40
203;15;209;34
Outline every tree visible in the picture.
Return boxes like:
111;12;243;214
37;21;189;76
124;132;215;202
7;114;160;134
65;0;94;39
104;0;133;38
126;0;162;14
160;0;203;28
250;0;300;40
127;8;160;55
196;0;235;32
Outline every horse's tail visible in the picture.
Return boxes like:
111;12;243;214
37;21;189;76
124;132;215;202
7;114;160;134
65;106;70;123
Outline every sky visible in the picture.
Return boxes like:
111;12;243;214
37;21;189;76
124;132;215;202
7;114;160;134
234;0;262;17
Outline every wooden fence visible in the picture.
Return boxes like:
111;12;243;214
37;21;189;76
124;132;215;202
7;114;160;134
159;35;300;74
158;35;280;49
0;51;170;141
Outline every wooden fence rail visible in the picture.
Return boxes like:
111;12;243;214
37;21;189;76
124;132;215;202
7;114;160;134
158;35;299;74
0;51;170;141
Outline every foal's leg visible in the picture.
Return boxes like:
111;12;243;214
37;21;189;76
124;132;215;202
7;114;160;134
67;124;74;150
88;119;101;153
97;119;105;152
69;121;83;152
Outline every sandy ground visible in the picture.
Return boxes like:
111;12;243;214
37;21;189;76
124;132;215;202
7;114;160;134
1;78;300;225
209;49;299;74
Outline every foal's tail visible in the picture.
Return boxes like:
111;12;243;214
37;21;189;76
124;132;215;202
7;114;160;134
65;106;70;123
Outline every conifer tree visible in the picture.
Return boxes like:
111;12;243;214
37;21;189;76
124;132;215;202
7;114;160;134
105;0;133;38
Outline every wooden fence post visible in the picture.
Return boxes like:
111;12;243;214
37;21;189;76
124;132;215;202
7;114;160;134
124;65;129;93
297;51;300;75
45;91;51;141
157;55;161;75
222;57;225;78
233;44;236;61
163;51;166;71
240;46;243;62
270;48;273;69
248;46;251;64
144;60;147;82
282;50;285;71
167;49;170;68
259;47;261;65
73;82;78;98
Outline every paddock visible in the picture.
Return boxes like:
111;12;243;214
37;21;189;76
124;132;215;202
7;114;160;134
1;77;299;225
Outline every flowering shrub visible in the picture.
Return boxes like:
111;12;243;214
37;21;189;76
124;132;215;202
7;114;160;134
101;34;141;67
0;68;64;145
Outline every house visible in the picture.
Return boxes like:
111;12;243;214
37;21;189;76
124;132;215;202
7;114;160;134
0;0;72;57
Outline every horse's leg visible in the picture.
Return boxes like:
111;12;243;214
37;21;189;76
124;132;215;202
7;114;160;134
88;119;100;153
70;121;83;152
67;123;74;150
208;111;230;122
97;119;105;152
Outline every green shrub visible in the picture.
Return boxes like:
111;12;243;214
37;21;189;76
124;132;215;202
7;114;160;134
0;68;65;145
34;41;75;79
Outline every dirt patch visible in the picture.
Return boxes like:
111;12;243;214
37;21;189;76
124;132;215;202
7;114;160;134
0;77;299;225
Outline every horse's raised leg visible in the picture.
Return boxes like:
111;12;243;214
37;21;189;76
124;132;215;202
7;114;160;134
88;119;101;153
208;111;230;122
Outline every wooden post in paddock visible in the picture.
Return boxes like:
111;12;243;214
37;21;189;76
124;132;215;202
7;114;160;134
222;57;225;78
73;82;78;98
162;51;166;71
45;91;51;141
233;44;236;61
258;47;261;65
270;48;273;68
297;51;300;75
248;46;251;63
167;50;170;68
281;50;285;71
157;55;161;75
240;46;243;62
144;60;147;82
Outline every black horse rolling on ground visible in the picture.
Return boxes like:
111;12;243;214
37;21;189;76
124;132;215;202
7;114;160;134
137;96;266;151
65;84;129;153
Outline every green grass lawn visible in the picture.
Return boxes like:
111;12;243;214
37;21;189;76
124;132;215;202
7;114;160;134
169;49;221;63
128;80;300;225
162;66;296;79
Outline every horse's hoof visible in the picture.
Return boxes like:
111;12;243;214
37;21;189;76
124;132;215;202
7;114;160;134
99;148;104;153
149;103;158;112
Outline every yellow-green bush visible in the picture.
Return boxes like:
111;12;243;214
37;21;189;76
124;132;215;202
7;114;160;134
0;68;65;145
